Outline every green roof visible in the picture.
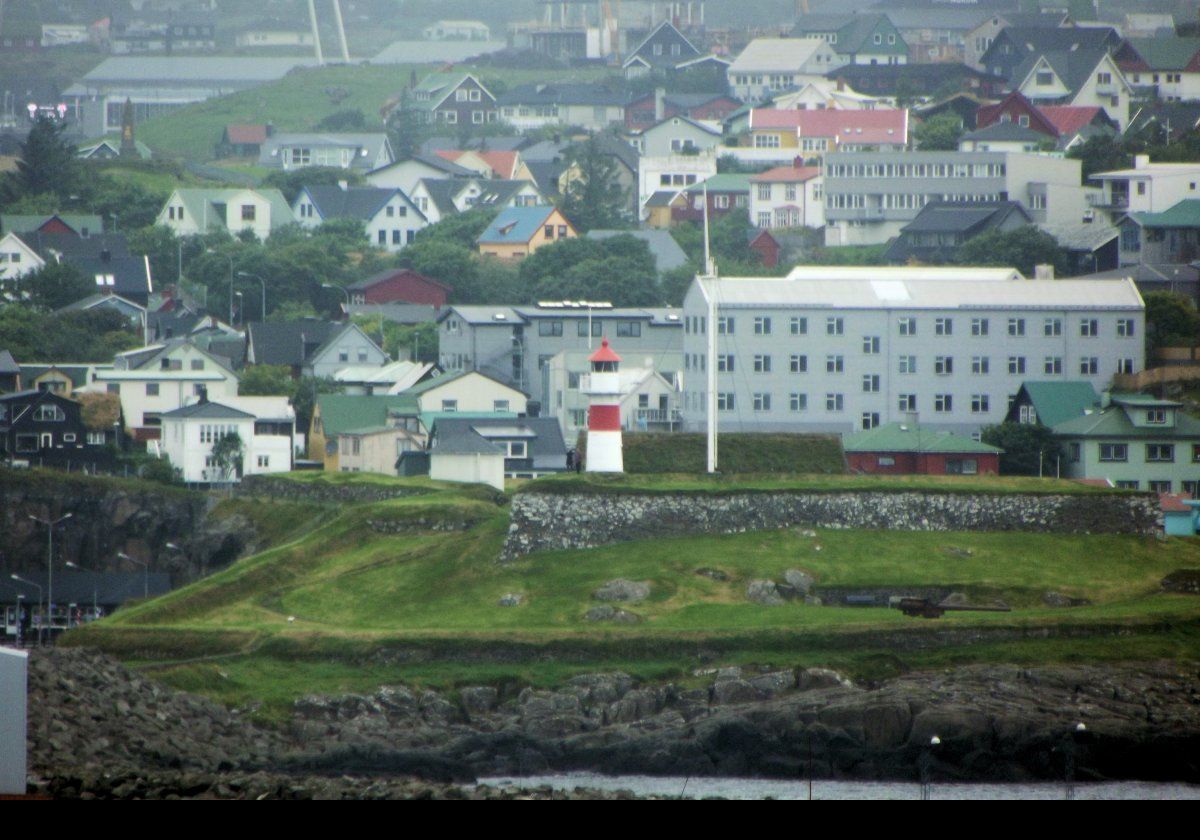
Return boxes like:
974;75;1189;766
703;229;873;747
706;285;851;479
684;173;752;195
1017;381;1101;428
1052;405;1200;438
1110;392;1182;408
1126;38;1200;72
1129;199;1200;230
843;423;1002;455
316;394;416;437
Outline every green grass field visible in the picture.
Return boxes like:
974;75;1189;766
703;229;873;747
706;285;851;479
136;63;613;162
61;472;1200;719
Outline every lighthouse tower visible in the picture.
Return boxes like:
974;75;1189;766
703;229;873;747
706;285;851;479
585;338;624;473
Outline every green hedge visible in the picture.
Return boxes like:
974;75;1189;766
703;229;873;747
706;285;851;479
580;432;846;474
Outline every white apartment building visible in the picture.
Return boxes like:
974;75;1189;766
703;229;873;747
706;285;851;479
160;396;294;484
680;266;1145;438
1090;156;1200;220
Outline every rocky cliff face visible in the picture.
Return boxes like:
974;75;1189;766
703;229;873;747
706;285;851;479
0;470;253;584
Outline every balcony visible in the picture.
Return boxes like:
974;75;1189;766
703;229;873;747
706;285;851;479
633;408;682;430
1088;192;1128;209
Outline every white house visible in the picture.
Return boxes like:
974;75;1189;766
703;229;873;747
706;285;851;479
292;184;428;252
405;370;528;416
768;80;882;112
365;154;476;195
408;178;546;224
259;133;395;174
82;341;239;442
157;188;296;241
159;396;292;484
637;149;718;219
727;38;848;103
0;232;43;282
1014;49;1133;131
749;165;824;229
1090;156;1200;220
630;115;723;157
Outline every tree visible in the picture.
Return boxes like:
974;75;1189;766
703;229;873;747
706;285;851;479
21;262;94;310
210;432;245;483
980;422;1063;477
912;113;963;151
1067;134;1132;182
1143;291;1200;350
238;364;296;396
954;227;1071;277
10;114;80;203
560;135;629;232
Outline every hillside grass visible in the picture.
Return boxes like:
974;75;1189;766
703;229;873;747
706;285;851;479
136;63;612;161
59;474;1200;717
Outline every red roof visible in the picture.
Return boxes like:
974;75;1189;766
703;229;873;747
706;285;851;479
226;124;268;145
795;109;908;145
1039;106;1103;138
435;149;521;179
749;109;803;130
750;165;821;183
589;338;622;364
1160;492;1194;513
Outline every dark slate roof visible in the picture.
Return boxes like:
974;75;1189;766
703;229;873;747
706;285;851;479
899;201;1032;235
21;232;151;299
0;350;21;376
417;178;467;216
432;416;566;470
302;185;397;221
473;179;540;208
494;83;632;107
162;400;255;420
4;570;171;607
404;153;477;178
1013;47;1116;95
961;122;1048;143
825;62;1004;92
995;25;1120;57
526;161;565;194
592;133;641;174
247;320;345;366
204;337;247;370
644;190;679;208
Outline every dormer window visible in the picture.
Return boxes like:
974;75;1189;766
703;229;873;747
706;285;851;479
1146;409;1167;424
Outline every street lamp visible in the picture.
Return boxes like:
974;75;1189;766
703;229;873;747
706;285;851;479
920;734;941;801
206;250;235;325
28;513;71;640
237;271;267;322
234;291;244;326
64;561;98;617
321;283;350;318
11;575;43;645
118;551;149;600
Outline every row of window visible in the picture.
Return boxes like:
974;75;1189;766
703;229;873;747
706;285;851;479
826;162;1006;179
687;352;1133;377
711;391;985;414
685;315;1137;338
536;320;643;338
1096;443;1197;463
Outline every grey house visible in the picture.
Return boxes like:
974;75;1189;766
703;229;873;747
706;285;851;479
246;320;388;379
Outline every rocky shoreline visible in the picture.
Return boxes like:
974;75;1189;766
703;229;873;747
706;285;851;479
26;649;1200;799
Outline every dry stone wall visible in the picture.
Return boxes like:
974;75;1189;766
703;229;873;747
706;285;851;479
501;490;1161;560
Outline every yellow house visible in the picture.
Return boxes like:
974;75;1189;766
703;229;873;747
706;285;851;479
476;206;577;260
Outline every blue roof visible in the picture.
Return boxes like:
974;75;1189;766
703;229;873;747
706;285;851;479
477;206;558;245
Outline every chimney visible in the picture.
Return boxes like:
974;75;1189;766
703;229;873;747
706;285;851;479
654;87;665;122
1134;154;1150;168
836;77;845;92
1034;264;1054;280
197;385;208;404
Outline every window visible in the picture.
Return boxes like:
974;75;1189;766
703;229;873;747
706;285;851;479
1044;318;1062;337
1080;318;1099;337
1080;357;1099;375
790;393;807;411
862;336;880;354
898;394;917;413
1007;318;1025;337
753;393;772;412
257;455;270;468
1099;443;1127;462
441;399;458;412
577;321;603;338
898;355;918;375
945;459;978;476
826;317;844;335
935;356;953;375
898;317;916;336
934;394;952;413
1117;358;1135;375
717;392;736;411
508;441;527;458
790;317;807;335
862;374;880;393
935;318;953;336
971;394;990;413
1146;444;1175;462
717;354;735;372
971;318;988;337
538;321;563;337
826;355;844;373
146;383;160;396
717;317;735;334
494;400;510;412
33;405;65;422
754;316;772;335
1044;357;1062;375
972;356;989;375
616;322;642;337
1008;356;1026;375
790;354;807;373
753;355;772;373
825;393;844;412
241;204;256;222
1146;409;1167;425
1117;318;1135;337
1036;71;1054;86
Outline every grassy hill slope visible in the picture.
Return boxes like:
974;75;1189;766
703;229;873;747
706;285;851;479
64;473;1200;720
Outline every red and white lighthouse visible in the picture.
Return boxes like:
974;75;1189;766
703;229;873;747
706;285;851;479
585;338;624;473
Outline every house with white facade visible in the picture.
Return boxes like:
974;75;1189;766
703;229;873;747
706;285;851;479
259;133;394;174
822;150;1089;247
159;394;294;484
494;84;630;132
1013;48;1133;131
81;341;239;443
409;178;546;224
546;349;683;441
365;154;476;195
727;38;847;103
246;321;388;380
637;149;717;220
1089;156;1200;223
1115;38;1200;103
749;166;824;229
679;266;1145;438
631;115;723;157
292;184;427;252
157;189;295;240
